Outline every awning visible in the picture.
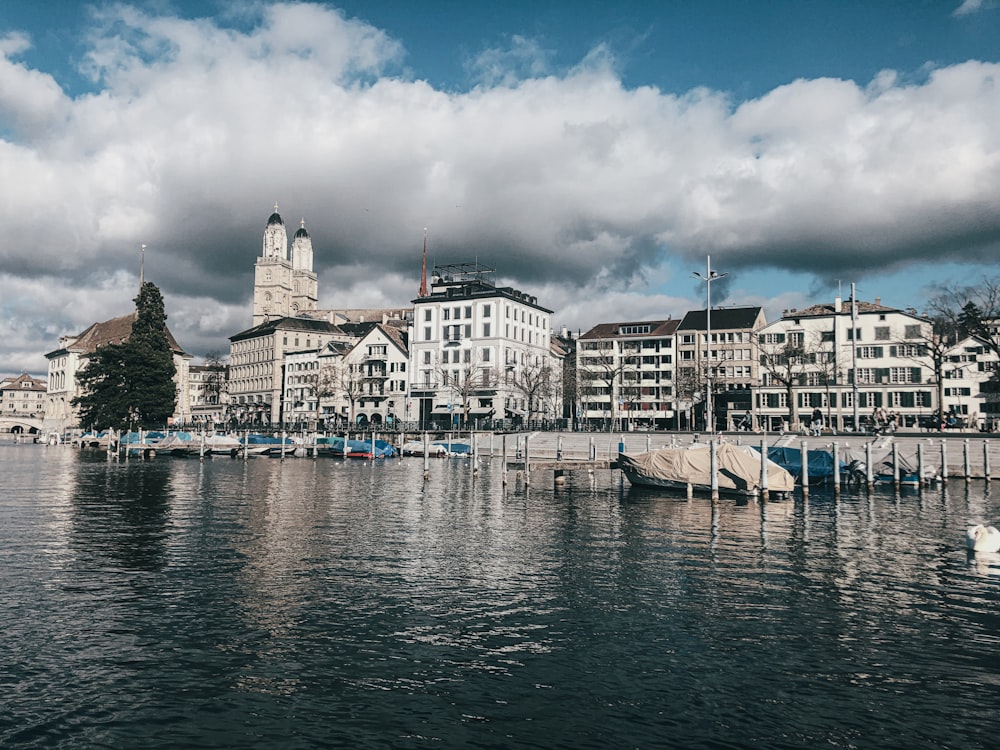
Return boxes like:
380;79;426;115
469;407;494;416
430;406;453;415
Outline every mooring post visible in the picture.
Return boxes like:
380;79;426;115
525;433;531;482
589;436;596;461
422;431;430;480
941;440;948;481
963;439;971;482
892;442;900;488
557;435;563;461
473;432;479;476
759;436;768;500
646;434;651;453
800;439;809;497
917;442;926;488
865;441;873;489
502;433;508;486
710;439;719;502
243;430;249;461
985;440;991;482
832;442;840;493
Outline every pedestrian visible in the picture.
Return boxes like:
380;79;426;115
811;407;823;436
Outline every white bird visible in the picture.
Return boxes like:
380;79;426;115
966;525;1000;553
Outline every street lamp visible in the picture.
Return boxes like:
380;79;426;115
693;255;727;433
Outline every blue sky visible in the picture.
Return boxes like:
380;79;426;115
2;0;1000;374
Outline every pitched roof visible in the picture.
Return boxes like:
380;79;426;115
67;312;187;356
786;300;897;318
229;316;343;342
579;319;680;339
677;306;764;330
0;373;46;391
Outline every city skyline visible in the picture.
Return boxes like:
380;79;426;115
2;0;1000;376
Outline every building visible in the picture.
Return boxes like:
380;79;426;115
409;263;553;428
43;311;192;433
577;319;679;430
188;363;229;427
228;316;350;426
755;297;935;432
252;205;318;325
0;373;46;434
941;336;999;429
675;306;766;431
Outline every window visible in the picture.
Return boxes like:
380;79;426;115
484;304;491;318
889;367;915;383
857;346;883;359
875;326;890;340
482;347;491;362
483;322;491;337
424;309;432;321
423;351;432;364
904;324;922;339
465;306;472;318
424;327;431;341
443;309;450;321
465;324;472;338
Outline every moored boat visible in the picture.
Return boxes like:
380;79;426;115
618;443;795;497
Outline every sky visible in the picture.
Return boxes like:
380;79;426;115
2;0;1000;377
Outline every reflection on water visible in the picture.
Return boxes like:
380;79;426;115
2;444;1000;749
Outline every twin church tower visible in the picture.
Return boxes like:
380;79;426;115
252;204;318;325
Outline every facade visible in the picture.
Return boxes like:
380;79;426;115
675;307;766;431
940;336;1000;429
755;298;935;432
43;312;191;433
0;373;47;433
252;206;318;326
228;316;350;426
409;263;553;427
577;320;679;430
188;363;229;427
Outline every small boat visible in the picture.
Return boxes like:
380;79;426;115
316;436;396;458
203;434;243;455
841;445;939;488
753;445;843;485
618;443;795;498
240;434;297;456
401;440;449;457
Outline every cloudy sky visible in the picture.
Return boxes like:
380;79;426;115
2;0;1000;377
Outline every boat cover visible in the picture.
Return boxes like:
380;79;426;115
619;443;795;494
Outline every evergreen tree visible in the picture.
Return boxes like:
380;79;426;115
957;300;987;341
72;282;177;430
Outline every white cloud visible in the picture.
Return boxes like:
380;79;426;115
2;2;1000;376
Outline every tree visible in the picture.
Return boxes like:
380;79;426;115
757;331;823;429
317;359;366;426
202;350;227;407
578;342;637;430
73;282;177;430
437;357;499;425
509;360;554;425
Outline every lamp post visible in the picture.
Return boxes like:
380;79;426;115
693;256;727;433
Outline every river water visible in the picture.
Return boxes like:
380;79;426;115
2;442;999;749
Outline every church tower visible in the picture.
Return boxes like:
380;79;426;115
290;219;318;315
253;204;295;325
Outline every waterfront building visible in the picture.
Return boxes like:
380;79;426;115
188;363;229;428
577;320;679;430
314;323;410;428
755;297;935;432
940;336;999;429
409;263;553;428
0;373;46;435
228;316;350;426
675;307;766;431
43;311;191;434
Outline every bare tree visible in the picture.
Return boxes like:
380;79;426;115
317;360;366;426
928;278;1000;356
437;358;499;424
577;343;637;431
509;360;554;424
674;365;704;431
757;330;825;428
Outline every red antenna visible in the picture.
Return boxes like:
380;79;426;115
418;228;429;297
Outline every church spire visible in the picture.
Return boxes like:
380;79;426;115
418;229;429;298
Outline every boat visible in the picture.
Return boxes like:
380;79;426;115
239;434;297;456
618;443;795;498
401;440;449;457
753;445;844;485
841;444;939;487
315;436;396;458
203;434;242;455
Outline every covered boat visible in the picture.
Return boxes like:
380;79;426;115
753;445;844;485
618;443;795;497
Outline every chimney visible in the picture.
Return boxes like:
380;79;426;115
875;297;881;307
834;296;842;313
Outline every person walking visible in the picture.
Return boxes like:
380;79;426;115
811;407;823;437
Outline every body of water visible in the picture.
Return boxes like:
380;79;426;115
2;442;999;748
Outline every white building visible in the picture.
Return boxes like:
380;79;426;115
577;320;679;430
940;336;1000;430
409;263;553;427
755;297;935;432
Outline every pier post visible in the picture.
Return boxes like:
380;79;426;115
243;430;249;461
502;434;508;486
473;432;479;476
200;431;206;462
940;440;948;481
892;442;900;488
759;437;768;500
525;433;531;482
589;437;596;461
557;435;564;461
917;443;926;488
832;442;840;493
710;439;719;502
963;439;971;482
422;431;430;480
985;440;991;481
865;441;873;489
800;439;809;497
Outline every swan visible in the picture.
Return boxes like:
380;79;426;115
966;525;1000;553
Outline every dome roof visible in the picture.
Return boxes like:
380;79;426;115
267;211;284;226
294;226;310;239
